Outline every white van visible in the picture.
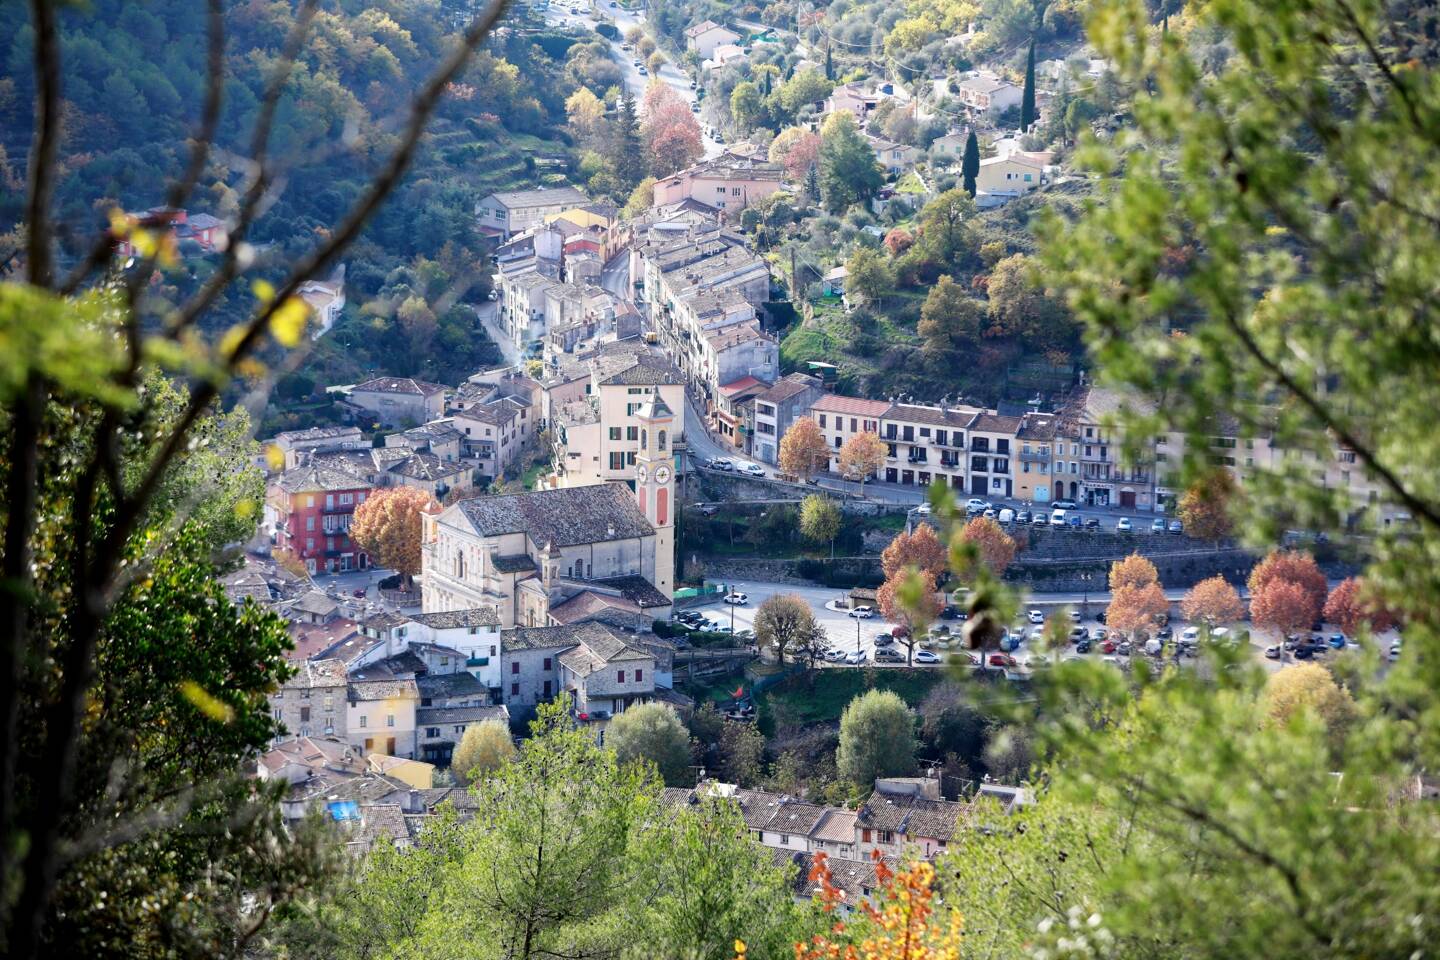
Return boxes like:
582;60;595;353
1180;626;1201;643
998;508;1015;524
1050;508;1068;526
1144;637;1163;657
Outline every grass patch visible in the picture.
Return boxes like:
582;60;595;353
756;668;945;726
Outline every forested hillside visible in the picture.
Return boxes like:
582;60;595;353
0;0;579;388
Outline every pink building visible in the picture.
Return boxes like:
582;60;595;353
652;157;786;215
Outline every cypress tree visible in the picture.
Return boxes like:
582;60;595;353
825;45;834;81
613;90;644;183
961;128;980;198
804;163;821;204
1021;38;1036;131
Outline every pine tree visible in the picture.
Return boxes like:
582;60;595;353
962;128;980;197
804;163;821;203
1021;38;1036;132
612;90;644;184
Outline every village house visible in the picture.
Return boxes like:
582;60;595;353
269;425;368;469
809;395;890;475
930;130;968;161
866;135;920;175
683;19;742;58
269;658;349;744
651;157;786;213
955;73;1023;118
750;373;826;466
345;675;420;758
347;377;448;428
298;264;346;338
877;402;982;491
964;412;1022;498
267;460;373;574
476;185;588;238
1013;410;1060;504
551;349;686;488
822;82;885;124
420;409;675;629
702;42;749;72
975;154;1045;200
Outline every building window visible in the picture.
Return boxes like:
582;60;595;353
300;707;310;722
543;657;552;670
635;669;643;682
617;670;625;683
818;414;826;428
609;427;621;441
512;662;520;675
325;494;334;509
359;716;367;728
305;515;315;531
426;727;440;738
386;714;395;727
339;493;352;505
511;682;519;696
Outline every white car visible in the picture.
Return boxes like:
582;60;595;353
1027;609;1045;624
1116;517;1133;532
824;648;847;662
914;649;942;664
722;592;748;605
845;649;868;665
740;463;765;477
848;606;874;619
915;503;932;515
965;498;989;513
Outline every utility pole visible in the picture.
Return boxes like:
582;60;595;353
790;246;798;302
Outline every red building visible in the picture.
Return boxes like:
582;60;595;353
268;461;374;575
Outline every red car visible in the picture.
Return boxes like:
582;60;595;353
987;653;1017;668
1101;639;1116;654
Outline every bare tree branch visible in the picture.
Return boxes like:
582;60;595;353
24;0;60;289
5;4;513;955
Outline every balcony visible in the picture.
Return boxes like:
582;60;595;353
322;502;353;514
1019;449;1051;463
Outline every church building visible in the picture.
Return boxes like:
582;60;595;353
421;392;676;628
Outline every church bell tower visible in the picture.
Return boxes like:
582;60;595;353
633;389;675;598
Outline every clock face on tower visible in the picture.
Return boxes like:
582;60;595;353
654;466;671;484
635;464;648;483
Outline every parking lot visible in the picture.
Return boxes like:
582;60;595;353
674;578;1395;678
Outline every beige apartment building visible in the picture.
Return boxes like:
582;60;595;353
875;403;979;491
810;395;890;475
551;349;686;488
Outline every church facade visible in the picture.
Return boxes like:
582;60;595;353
421;393;676;629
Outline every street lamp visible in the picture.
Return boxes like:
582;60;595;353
1078;572;1094;614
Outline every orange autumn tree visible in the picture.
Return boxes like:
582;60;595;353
785;853;962;960
1108;551;1159;592
838;432;887;499
349;486;437;588
779;416;831;482
877;568;943;664
1180;575;1245;626
959;516;1017;577
1323;576;1400;635
880;523;947;581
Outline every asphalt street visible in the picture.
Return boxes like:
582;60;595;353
543;3;725;159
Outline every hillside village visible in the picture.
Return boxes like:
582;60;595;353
226;0;1420;876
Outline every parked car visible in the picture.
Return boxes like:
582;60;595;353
1294;644;1316;659
914;649;942;664
722;592;748;605
707;457;734;471
824;648;847;662
964;498;990;514
637;65;648;75
1181;626;1201;643
874;648;904;663
848;606;874;619
352;588;367;598
1068;513;1084;528
1028;609;1045;624
873;632;895;647
1051;499;1078;510
740;462;765;477
1084;516;1100;530
1152;517;1167;533
1155;625;1172;640
1328;633;1348;649
1101;638;1117;654
632;58;641;65
983;508;998;520
1168;519;1184;534
940;605;961;620
1093;626;1108;640
734;629;754;641
1070;626;1088;642
1050;509;1068;527
1264;645;1281;659
1076;638;1092;654
1116;517;1133;532
997;508;1015;523
1016;509;1031;523
844;649;868;665
1069;608;1082;622
1117;640;1132;656
690;102;700;113
1031;512;1049;526
988;653;1017;668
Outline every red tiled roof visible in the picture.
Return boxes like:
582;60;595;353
811;394;891;417
719;375;765;395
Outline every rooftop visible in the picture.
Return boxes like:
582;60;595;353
352;377;447;398
273;461;370;494
811;394;892;418
449;483;654;549
486;185;588;209
407;608;501;629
